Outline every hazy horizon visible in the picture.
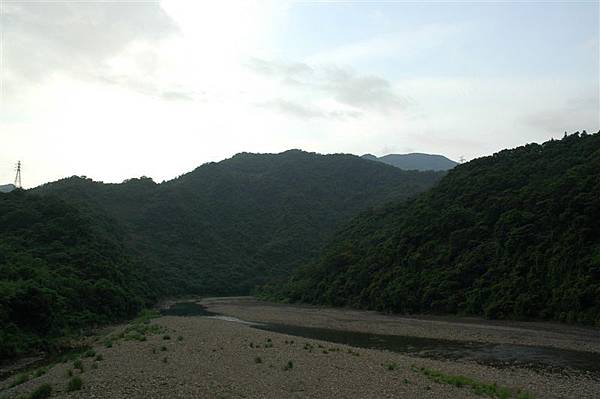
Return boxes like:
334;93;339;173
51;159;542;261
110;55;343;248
2;0;598;188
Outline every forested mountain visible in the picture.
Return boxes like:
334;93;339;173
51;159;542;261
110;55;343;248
33;150;444;297
0;190;151;358
264;133;600;325
362;153;457;171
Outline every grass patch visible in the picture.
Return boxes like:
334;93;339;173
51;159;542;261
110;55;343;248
283;360;294;371
135;309;161;323
412;366;534;399
29;384;52;399
67;376;83;392
104;339;113;348
110;310;165;342
10;373;30;387
33;367;48;378
73;359;84;372
385;362;399;371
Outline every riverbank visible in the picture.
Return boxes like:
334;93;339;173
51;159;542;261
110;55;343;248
202;297;600;354
1;297;598;398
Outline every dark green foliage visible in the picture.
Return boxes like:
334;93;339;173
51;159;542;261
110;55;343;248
117;317;164;342
1;151;438;359
33;151;442;297
10;373;29;387
29;384;52;399
73;359;84;372
67;376;83;391
283;360;294;371
385;362;398;371
254;356;262;364
0;192;151;359
33;367;47;378
269;133;600;325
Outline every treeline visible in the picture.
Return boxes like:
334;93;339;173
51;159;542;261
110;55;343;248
0;151;443;359
0;191;152;359
260;132;600;325
33;150;443;297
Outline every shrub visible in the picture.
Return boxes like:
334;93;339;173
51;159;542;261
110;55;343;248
95;354;103;361
162;335;171;340
385;362;398;371
67;376;83;391
33;367;48;378
254;356;262;364
283;360;294;371
29;384;52;399
73;359;84;372
10;373;29;387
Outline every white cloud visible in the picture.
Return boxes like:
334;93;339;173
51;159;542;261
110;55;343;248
247;58;405;117
3;2;178;96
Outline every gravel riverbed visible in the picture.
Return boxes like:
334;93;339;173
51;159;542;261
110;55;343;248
1;297;598;398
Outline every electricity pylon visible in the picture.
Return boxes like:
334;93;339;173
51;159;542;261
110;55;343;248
14;161;22;188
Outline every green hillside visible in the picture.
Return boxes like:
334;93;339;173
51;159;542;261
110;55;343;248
0;190;151;358
34;150;443;297
263;133;600;325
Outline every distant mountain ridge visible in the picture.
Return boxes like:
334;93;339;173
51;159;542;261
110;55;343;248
0;184;15;193
362;153;458;171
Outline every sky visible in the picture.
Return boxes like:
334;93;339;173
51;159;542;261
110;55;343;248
1;0;598;188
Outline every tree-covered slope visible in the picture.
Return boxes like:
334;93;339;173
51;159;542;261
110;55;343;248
0;190;151;359
267;133;600;325
34;150;444;296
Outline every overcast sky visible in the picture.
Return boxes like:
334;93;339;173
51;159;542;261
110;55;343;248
1;0;598;188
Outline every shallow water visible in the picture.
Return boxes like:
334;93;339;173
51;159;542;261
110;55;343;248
164;302;600;375
255;323;600;374
160;302;219;317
